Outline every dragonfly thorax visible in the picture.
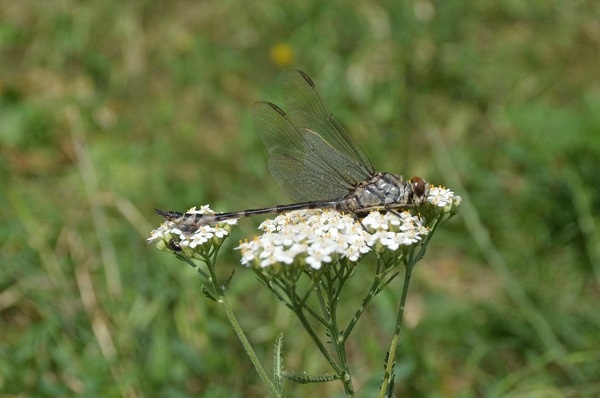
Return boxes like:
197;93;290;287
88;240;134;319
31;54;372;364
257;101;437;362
337;172;430;213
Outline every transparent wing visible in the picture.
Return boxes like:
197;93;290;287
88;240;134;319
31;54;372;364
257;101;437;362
252;102;367;202
282;70;374;179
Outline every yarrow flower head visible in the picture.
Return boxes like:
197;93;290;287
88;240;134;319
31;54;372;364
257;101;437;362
362;211;429;253
423;185;462;221
237;208;431;272
238;210;370;270
427;186;461;212
148;205;237;258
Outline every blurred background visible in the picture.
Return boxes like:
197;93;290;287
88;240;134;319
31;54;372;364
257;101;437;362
1;1;599;397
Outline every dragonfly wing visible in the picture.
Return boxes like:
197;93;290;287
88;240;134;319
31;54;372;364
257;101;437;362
282;70;374;181
268;154;350;202
253;101;358;202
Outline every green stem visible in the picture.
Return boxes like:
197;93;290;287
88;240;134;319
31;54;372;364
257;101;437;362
325;277;355;396
379;260;415;398
218;294;281;397
264;269;355;395
344;257;394;340
292;298;342;374
201;245;280;397
291;293;355;396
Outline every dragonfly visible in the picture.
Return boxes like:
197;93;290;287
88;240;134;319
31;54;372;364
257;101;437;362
156;70;430;232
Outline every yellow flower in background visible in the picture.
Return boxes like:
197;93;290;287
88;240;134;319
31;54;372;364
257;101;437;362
270;42;294;68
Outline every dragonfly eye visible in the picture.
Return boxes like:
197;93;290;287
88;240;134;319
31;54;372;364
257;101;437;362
411;177;426;197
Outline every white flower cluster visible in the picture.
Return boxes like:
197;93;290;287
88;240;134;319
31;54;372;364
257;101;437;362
148;205;237;250
363;211;430;251
237;209;429;270
427;186;461;210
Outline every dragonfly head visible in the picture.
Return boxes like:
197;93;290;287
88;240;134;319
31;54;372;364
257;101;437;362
410;176;430;205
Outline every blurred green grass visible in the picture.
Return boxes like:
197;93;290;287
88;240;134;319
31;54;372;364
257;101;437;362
1;1;599;396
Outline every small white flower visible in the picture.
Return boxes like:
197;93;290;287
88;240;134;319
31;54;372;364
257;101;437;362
305;248;332;269
239;239;259;266
361;212;389;231
427;186;461;209
360;211;428;252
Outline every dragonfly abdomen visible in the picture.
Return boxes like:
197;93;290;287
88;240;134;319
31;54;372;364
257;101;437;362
156;199;341;232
